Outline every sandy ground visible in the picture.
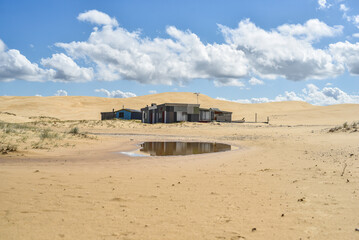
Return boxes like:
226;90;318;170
0;94;359;240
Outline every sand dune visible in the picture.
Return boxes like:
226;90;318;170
1;92;358;125
0;93;359;240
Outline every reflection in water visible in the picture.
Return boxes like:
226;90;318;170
140;142;231;156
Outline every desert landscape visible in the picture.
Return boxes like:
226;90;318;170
0;92;358;240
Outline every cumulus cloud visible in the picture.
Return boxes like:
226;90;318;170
41;53;94;82
77;10;118;27
95;88;136;98
219;19;344;81
57;19;249;85
55;12;346;85
340;4;349;12
0;10;357;85
329;41;359;75
339;2;359;28
54;89;68;96
249;77;264;85
276;19;342;42
217;84;359;105
318;0;331;9
0;39;47;82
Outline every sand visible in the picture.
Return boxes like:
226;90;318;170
0;93;358;240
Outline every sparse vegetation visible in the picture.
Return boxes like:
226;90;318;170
0;143;18;154
69;127;79;135
40;129;59;140
329;121;359;133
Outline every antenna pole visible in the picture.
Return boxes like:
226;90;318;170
194;92;200;104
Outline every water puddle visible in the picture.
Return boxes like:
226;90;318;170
138;141;232;156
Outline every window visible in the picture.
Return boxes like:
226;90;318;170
119;112;124;118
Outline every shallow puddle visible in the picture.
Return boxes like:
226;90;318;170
139;141;231;156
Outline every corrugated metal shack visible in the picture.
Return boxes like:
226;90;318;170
141;103;200;124
210;108;232;122
101;109;116;120
199;108;211;122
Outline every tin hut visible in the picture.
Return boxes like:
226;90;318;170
199;108;211;122
141;103;200;124
101;109;116;120
210;108;232;122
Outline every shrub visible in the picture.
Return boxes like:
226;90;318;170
69;127;79;135
40;129;58;140
0;144;17;154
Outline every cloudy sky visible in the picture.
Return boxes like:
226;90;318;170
0;0;358;105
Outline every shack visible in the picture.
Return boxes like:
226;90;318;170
116;109;141;120
141;103;200;124
199;108;211;122
101;109;116;120
101;108;141;120
210;108;232;122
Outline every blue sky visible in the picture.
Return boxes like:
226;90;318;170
0;0;358;105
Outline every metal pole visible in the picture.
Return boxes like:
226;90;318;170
194;92;200;104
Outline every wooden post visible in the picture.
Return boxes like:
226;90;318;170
255;113;257;123
267;116;269;124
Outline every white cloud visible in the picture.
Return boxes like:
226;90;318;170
318;0;331;9
35;94;42;97
325;82;332;86
77;10;118;27
0;11;356;85
95;88;136;98
219;19;344;81
249;77;264;85
339;2;359;29
353;33;359;38
348;15;359;28
56;20;249;85
339;4;349;12
54;90;68;96
217;84;359;105
149;90;157;94
329;41;359;75
41;53;94;82
0;39;48;82
276;19;342;42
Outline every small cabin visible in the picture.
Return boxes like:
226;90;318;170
199;108;211;122
101;108;141;120
116;109;141;120
101;109;116;120
210;108;232;122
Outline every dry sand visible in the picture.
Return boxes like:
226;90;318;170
0;93;358;240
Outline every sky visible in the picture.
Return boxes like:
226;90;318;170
0;0;358;105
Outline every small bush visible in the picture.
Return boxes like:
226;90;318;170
40;129;58;140
0;144;18;154
69;127;79;135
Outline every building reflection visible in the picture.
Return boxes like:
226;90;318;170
140;142;231;156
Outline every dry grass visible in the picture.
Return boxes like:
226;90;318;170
0;119;99;155
328;121;359;133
